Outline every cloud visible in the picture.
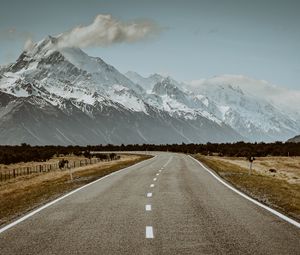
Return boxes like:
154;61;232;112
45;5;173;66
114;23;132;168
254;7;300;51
56;14;162;49
24;38;34;51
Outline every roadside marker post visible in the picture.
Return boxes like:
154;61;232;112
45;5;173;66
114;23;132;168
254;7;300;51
248;156;255;175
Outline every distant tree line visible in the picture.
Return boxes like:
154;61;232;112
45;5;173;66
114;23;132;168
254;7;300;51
0;142;299;165
0;144;118;165
86;142;300;157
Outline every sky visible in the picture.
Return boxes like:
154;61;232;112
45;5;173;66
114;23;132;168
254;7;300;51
0;0;299;89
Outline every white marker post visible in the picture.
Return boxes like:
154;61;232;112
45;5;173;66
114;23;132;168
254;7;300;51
248;156;255;175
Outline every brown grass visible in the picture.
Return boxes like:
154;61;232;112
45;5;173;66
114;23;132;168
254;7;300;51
216;156;300;184
0;154;151;226
0;155;91;173
194;155;300;221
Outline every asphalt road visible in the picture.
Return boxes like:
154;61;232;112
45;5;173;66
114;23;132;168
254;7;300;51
0;152;299;254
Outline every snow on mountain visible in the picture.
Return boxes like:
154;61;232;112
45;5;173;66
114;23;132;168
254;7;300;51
0;36;146;112
0;35;243;145
1;35;298;144
125;71;185;92
185;75;300;141
124;71;160;91
149;77;221;123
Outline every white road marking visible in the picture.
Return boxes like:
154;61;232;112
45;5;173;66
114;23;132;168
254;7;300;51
150;184;155;188
156;173;159;176
158;169;162;172
145;204;152;211
0;155;157;234
153;178;157;181
163;156;173;167
146;226;154;238
188;155;300;229
147;192;152;198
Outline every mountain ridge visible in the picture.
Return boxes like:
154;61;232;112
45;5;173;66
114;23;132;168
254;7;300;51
0;35;298;145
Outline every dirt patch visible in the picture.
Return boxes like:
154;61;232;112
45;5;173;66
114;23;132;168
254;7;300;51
0;154;151;226
194;155;300;222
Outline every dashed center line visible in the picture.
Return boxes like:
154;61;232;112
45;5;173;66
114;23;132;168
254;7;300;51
146;226;154;238
150;184;155;188
145;204;152;211
147;192;152;198
153;178;157;181
156;173;159;176
158;169;162;172
163;156;173;168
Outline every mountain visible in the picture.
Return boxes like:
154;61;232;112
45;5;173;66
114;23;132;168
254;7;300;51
124;71;185;92
0;36;242;145
186;75;300;142
287;135;300;143
124;71;162;91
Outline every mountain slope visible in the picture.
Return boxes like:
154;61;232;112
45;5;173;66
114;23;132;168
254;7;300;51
287;135;300;143
186;75;300;142
0;36;242;145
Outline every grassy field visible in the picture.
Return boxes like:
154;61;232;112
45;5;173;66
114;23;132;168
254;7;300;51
0;154;151;226
194;155;300;221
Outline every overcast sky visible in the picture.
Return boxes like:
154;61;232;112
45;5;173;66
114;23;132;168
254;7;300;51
0;0;299;89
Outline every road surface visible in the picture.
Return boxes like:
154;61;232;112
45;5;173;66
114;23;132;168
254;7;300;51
0;152;299;254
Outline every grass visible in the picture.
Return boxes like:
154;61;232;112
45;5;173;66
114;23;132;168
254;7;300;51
0;154;151;226
194;155;300;222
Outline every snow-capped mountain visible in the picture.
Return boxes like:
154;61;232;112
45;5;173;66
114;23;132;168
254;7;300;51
125;71;185;92
186;75;300;141
0;35;241;145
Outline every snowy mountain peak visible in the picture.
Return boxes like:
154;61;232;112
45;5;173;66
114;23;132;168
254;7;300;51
0;36;299;144
152;77;178;96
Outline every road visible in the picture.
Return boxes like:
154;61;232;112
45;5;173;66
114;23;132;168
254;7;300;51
0;152;299;254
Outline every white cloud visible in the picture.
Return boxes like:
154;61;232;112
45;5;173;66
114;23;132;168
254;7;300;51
56;14;161;49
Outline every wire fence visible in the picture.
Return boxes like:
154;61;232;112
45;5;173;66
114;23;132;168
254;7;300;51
0;155;119;182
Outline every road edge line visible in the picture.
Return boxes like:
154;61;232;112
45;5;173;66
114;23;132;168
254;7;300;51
0;155;157;234
188;155;300;229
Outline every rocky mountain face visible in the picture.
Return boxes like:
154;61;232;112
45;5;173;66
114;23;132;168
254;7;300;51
0;36;242;145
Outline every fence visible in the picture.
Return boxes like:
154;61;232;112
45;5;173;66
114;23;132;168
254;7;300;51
0;155;118;182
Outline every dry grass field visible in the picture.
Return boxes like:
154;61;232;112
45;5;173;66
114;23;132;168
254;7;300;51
216;156;300;184
0;155;91;173
0;154;151;226
195;155;300;221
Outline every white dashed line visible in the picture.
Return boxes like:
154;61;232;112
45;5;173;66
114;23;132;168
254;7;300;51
156;173;159;176
146;226;154;238
153;178;157;181
0;155;157;235
163;156;173;167
158;169;162;172
145;204;152;211
147;192;152;198
150;184;155;188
